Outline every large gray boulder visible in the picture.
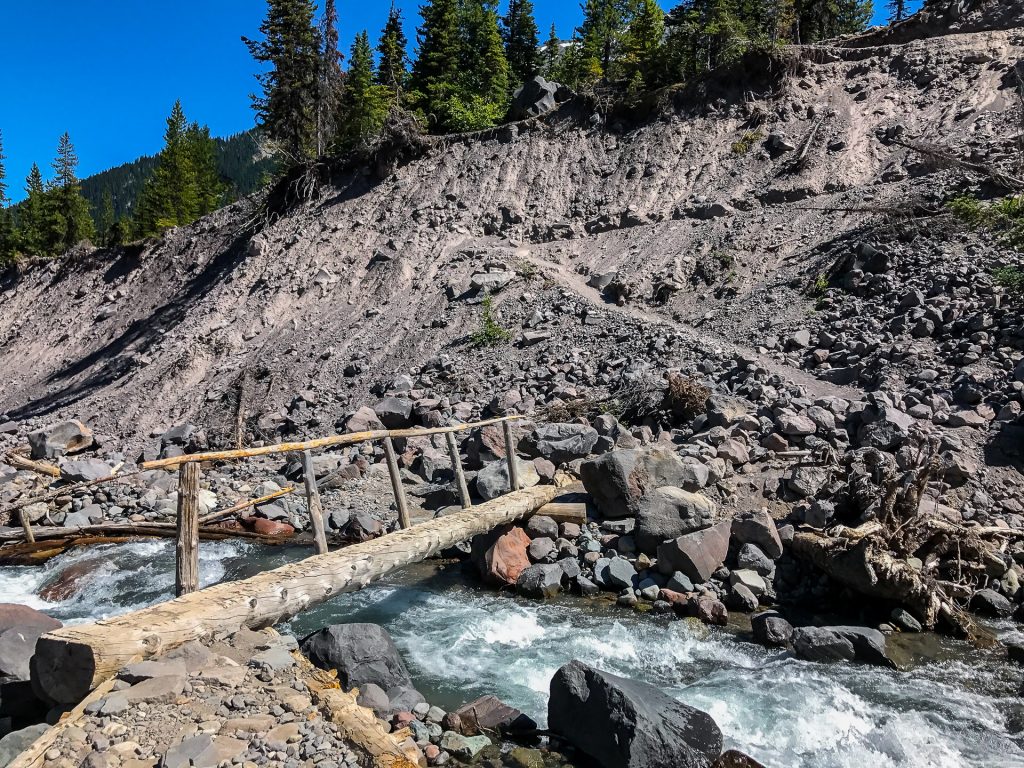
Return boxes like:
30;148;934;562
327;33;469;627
548;660;722;768
0;724;50;768
475;458;540;500
520;423;599;465
516;563;564;599
28;419;93;460
634;487;717;555
58;458;111;483
373;398;414;429
300;624;412;693
509;75;560;121
580;448;690;519
656;521;731;583
730;511;783;560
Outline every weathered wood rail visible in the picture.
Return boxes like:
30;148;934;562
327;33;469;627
33;481;570;704
138;414;526;598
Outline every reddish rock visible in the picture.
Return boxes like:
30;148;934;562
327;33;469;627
483;526;532;587
346;406;384;433
689;596;729;626
657;588;689;608
424;744;440;762
392;711;415;729
533;457;557;482
0;603;62;635
449;694;536;736
39;560;103;602
241;517;295;537
714;749;767;767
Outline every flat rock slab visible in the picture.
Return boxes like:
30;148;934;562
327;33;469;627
120;660;188;684
162;734;246;768
123;674;186;704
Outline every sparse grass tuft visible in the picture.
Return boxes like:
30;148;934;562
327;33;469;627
664;373;711;419
993;265;1024;294
470;296;511;347
731;130;764;156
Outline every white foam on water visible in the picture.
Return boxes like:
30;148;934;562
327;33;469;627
4;547;1021;768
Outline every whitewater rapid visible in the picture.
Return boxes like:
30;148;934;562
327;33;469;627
2;539;1021;767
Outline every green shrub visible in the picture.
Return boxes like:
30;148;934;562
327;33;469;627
993;265;1024;293
438;95;507;133
949;194;1024;248
811;273;829;296
731;130;764;156
470;296;511;347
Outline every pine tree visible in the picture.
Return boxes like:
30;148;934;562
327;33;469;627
797;0;872;42
186;123;224;216
542;23;562;78
502;0;541;85
243;0;321;162
50;132;95;252
410;0;462;116
460;1;511;106
616;0;666;89
97;189;115;244
887;0;907;23
318;0;345;155
377;3;409;100
574;0;630;86
0;129;7;209
18;164;46;256
338;31;389;149
137;100;198;234
0;130;12;263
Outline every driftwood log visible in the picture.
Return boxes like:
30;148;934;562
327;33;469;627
33;481;570;704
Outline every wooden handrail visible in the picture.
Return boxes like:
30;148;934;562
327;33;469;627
140;414;526;470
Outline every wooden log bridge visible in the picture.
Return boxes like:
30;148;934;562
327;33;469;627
33;481;570;704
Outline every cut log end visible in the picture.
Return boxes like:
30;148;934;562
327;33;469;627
32;635;99;705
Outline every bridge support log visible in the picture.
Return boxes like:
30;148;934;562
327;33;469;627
33;482;572;704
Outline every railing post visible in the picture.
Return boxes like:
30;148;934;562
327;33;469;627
301;450;329;555
18;508;35;544
445;431;472;509
502;419;520;493
383;437;412;529
176;462;201;597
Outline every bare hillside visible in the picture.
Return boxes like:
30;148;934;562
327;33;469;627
0;23;1022;451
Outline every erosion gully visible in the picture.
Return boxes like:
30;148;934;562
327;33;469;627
2;539;1022;768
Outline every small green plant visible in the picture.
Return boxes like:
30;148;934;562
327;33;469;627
471;296;511;347
993;265;1024;294
811;273;829;296
949;194;1024;248
731;130;764;156
715;251;735;269
514;259;538;280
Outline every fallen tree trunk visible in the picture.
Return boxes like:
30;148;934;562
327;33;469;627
34;482;571;704
0;527;296;565
791;531;990;644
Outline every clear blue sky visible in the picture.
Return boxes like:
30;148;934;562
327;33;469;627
0;1;917;202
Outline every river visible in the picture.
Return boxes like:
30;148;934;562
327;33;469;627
2;539;1022;768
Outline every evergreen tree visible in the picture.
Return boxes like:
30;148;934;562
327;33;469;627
460;1;511;106
377;3;409;100
664;0;750;79
134;102;222;236
318;0;345;155
616;0;666;89
542;23;562;78
136;100;198;234
796;0;872;42
887;0;907;23
50;132;95;252
338;31;389;149
0;130;12;263
243;0;321;162
97;189;115;244
186;122;224;216
502;0;541;85
19;164;46;256
410;0;462;117
0;129;7;209
572;0;631;87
